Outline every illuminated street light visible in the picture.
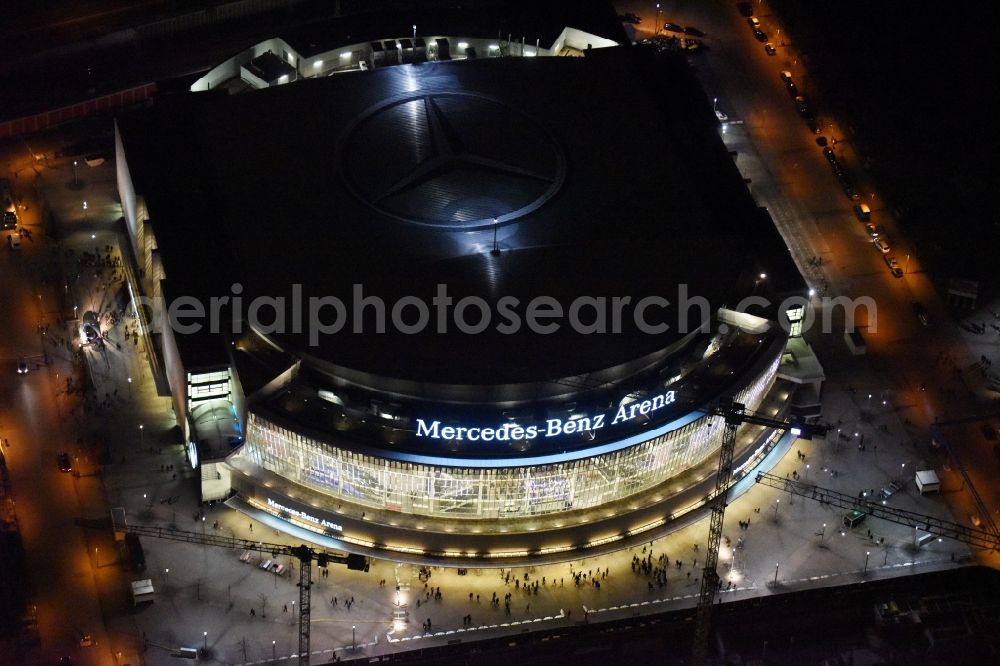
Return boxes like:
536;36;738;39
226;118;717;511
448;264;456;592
655;4;662;35
352;625;357;651
864;551;870;573
203;631;208;650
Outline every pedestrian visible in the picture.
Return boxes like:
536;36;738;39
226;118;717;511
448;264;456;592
249;522;253;533
250;608;255;616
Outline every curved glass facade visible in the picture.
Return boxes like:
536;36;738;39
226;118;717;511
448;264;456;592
237;356;780;520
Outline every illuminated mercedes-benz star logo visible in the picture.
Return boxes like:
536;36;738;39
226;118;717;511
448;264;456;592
337;91;566;230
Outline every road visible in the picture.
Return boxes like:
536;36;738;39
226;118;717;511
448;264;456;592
0;137;135;665
638;0;1000;566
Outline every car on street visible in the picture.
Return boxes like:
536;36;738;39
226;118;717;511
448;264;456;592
748;17;761;29
912;301;929;326
785;80;798;96
753;29;768;42
58;452;72;472
853;203;871;221
737;2;754;17
794;95;812;116
683;26;706;37
884;255;903;278
779;70;793;83
873;237;890;254
664;22;683;33
865;223;880;238
823;146;837;163
807;117;823;134
2;211;16;229
17;357;28;374
764;43;777;55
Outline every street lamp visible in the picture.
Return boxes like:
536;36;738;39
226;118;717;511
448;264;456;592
905;254;911;275
352;625;357;651
412;24;417;42
773;498;780;516
491;217;500;256
203;631;208;650
272;640;276;662
773;563;779;584
655;4;661;35
73;160;78;185
139;424;144;448
864;551;870;573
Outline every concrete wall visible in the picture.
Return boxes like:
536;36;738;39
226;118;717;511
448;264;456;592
114;121;140;259
159;286;190;441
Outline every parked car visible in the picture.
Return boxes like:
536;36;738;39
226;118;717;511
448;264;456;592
785;80;798;97
865;223;880;238
753;29;768;42
853;203;871;221
764;43;777;55
664;22;684;33
884;255;903;278
823;146;837;163
873;237;890;254
807;117;823;134
748;17;761;29
683;26;706;37
779;70;793;83
58;453;72;472
879;480;902;502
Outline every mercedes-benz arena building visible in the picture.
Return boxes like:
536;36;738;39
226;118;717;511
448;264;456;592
115;28;824;564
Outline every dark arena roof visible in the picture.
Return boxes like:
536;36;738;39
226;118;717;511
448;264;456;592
118;46;802;388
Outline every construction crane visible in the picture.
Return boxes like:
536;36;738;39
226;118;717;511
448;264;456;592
753;471;1000;550
928;412;1000;539
691;400;828;663
111;512;368;666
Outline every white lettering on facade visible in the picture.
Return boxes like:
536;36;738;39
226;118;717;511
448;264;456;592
267;497;343;531
415;390;676;442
